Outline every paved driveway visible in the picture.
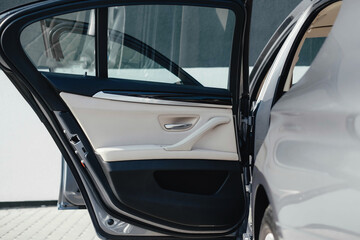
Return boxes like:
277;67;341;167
0;207;99;239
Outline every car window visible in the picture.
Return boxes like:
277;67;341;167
20;6;236;90
20;10;96;76
291;37;326;85
107;5;235;88
282;2;342;92
108;43;182;84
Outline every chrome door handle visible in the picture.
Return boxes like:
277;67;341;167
164;117;230;151
164;123;193;130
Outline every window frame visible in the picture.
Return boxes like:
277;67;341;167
21;3;242;93
272;0;340;105
12;0;246;111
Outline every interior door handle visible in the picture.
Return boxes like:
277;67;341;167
164;116;230;151
164;123;193;130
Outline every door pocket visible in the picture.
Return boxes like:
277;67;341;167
154;170;228;195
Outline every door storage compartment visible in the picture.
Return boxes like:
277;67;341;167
101;159;246;229
154;170;228;195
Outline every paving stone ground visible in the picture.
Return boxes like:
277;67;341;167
0;207;100;240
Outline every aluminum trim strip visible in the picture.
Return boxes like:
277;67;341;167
92;91;232;109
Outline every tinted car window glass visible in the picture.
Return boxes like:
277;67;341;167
292;37;326;84
108;5;235;89
108;41;182;84
20;10;96;76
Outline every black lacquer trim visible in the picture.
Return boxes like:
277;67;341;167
102;90;231;105
43;72;232;105
96;8;108;78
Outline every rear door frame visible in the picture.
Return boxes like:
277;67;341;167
0;0;253;238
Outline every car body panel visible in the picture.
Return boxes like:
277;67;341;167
251;0;338;158
253;0;360;239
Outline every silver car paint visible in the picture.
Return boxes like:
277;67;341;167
253;3;313;157
253;0;360;239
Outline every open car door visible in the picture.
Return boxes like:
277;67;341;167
0;0;252;238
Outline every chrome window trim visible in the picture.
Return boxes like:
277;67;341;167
92;91;233;109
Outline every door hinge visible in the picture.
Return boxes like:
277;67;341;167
242;115;254;127
245;101;257;130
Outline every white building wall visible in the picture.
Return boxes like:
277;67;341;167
0;71;61;202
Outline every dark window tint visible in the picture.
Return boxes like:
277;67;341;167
20;6;236;90
21;10;95;76
108;5;235;89
292;37;326;84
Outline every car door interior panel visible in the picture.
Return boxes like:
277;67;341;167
57;90;245;230
60;92;238;161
